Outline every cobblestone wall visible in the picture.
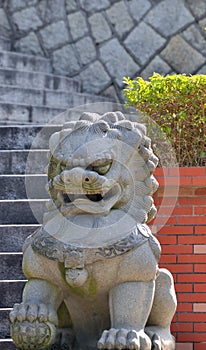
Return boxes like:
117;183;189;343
0;0;206;99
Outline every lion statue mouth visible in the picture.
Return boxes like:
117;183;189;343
53;177;122;215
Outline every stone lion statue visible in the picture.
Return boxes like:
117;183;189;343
10;111;176;350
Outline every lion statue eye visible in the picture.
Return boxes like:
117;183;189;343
92;161;112;175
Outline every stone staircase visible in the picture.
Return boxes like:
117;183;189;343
0;46;115;349
0;48;113;124
0;124;53;349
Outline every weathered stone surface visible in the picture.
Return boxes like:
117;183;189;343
0;225;37;251
0;8;12;37
44;90;75;108
89;13;112;43
79;61;111;94
0;200;45;224
37;0;65;23
100;38;139;86
0;68;80;91
0;102;30;122
0;254;24;280
127;0;151;22
186;0;206;18
8;0;37;12
101;85;119;102
145;0;194;37
52;44;80;75
0;309;11;338
124;22;166;66
141;56;171;80
8;0;27;12
0;125;60;150
0;86;43;105
0;281;25;307
106;1;134;38
0;340;17;350
68;12;88;40
12;7;42;32
197;64;206;74
31;105;66;123
45;89;110;108
0;175;48;200
0;36;11;50
65;0;77;13
39;21;69;51
0;102;65;124
0;51;51;73
0;149;47;174
161;35;206;73
199;18;206;38
79;0;110;12
75;37;96;65
181;24;206;57
14;32;43;56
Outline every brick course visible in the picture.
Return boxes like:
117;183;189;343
152;167;206;349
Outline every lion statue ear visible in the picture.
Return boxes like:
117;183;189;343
101;111;125;123
79;112;100;122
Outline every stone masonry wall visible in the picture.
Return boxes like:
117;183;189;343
0;0;206;99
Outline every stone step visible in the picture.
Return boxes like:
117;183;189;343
0;175;48;200
0;68;81;92
0;101;114;148
0;254;24;280
0;309;11;339
0;125;60;150
0;37;11;51
0;281;25;308
0;225;39;252
0;150;47;174
0;200;46;224
0;50;51;73
0;85;111;109
0;340;17;349
0;102;66;124
0;84;43;105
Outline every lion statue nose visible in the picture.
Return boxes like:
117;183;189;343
61;168;98;187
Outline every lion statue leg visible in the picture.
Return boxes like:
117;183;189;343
145;268;177;350
10;278;61;349
98;269;176;350
98;280;155;350
9;245;75;350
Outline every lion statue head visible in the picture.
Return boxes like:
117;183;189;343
46;111;159;229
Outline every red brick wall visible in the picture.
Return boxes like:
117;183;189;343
151;167;206;350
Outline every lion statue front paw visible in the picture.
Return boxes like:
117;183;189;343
98;328;152;350
10;302;57;349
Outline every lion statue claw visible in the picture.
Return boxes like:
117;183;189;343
10;111;176;350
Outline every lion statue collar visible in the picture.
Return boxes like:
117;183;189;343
26;223;155;269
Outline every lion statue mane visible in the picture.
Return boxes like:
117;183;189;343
10;111;176;350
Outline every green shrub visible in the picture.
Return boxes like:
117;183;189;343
123;73;206;167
